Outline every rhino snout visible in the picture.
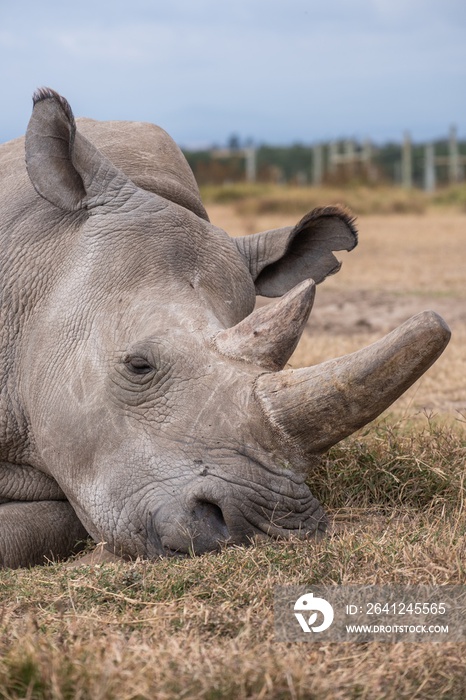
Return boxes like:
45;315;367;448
146;473;327;558
147;497;232;556
181;499;231;554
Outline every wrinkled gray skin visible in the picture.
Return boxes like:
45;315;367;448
0;89;450;568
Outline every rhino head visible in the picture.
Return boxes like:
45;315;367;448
19;89;450;560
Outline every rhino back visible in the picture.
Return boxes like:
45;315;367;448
77;118;208;220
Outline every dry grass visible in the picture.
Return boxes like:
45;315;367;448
321;213;466;297
202;182;466;221
1;193;466;699
289;213;466;417
208;198;466;416
1;443;466;700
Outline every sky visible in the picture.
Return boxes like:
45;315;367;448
1;0;465;147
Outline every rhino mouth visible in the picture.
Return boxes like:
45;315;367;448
145;465;327;558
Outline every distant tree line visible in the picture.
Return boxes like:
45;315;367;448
183;136;466;188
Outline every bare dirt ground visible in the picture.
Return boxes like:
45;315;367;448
208;207;466;416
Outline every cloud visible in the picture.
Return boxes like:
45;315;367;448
0;31;28;50
0;0;465;144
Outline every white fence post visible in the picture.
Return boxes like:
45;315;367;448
449;125;460;183
203;126;464;188
402;132;412;189
245;147;257;183
424;143;436;192
363;138;377;182
328;141;338;174
345;140;355;177
312;144;323;186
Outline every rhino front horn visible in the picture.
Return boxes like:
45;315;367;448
255;311;451;455
215;279;315;371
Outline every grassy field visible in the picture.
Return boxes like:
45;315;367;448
207;186;466;417
1;186;465;699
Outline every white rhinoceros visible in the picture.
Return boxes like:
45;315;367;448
0;89;450;567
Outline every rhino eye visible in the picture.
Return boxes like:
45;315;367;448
124;356;154;375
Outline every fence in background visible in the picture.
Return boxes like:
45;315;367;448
184;126;466;191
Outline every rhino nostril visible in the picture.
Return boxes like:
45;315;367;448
192;500;229;540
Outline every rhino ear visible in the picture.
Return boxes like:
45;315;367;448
234;206;357;297
25;87;134;212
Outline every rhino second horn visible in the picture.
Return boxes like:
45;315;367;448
215;279;315;371
255;310;451;455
